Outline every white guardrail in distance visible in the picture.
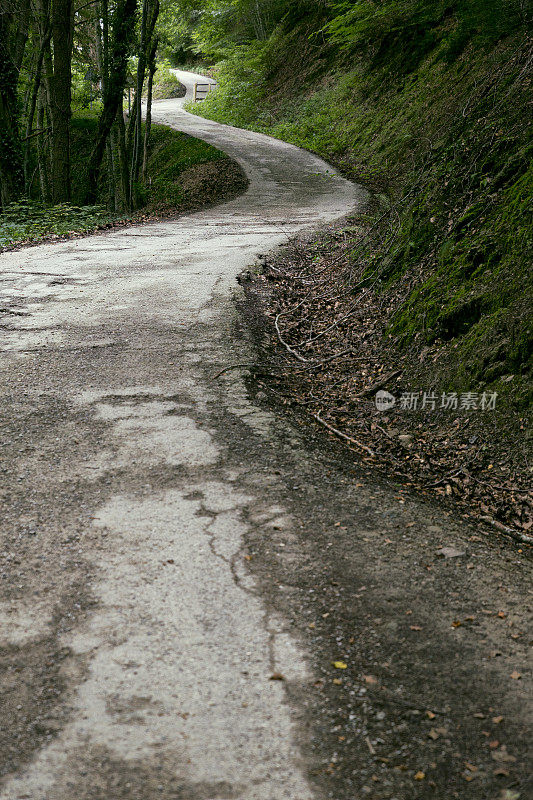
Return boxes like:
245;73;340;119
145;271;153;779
193;82;217;102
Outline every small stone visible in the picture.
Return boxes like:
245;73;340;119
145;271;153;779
436;546;465;558
398;434;413;446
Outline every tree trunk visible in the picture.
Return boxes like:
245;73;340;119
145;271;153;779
94;1;114;208
0;12;24;206
37;0;53;110
110;123;121;209
106;137;116;210
142;37;157;185
49;0;73;203
116;102;130;211
128;0;158;208
36;90;51;203
85;0;137;204
13;0;31;71
128;0;148;208
23;24;51;193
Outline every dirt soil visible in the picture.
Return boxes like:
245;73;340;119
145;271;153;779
241;222;532;547
164;158;248;214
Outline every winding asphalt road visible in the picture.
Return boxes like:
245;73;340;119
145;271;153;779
0;72;360;799
0;72;530;800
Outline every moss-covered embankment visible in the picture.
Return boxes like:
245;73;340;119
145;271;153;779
192;19;532;410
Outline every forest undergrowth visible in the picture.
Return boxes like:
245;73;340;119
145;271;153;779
190;2;532;541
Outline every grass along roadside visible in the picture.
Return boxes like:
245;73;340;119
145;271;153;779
148;62;186;100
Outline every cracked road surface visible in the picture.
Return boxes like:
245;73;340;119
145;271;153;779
0;72;531;800
0;71;359;800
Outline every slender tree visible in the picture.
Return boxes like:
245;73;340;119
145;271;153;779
0;5;24;206
3;0;161;210
85;0;137;204
36;85;51;201
49;0;73;202
142;34;158;184
23;22;51;192
128;0;158;208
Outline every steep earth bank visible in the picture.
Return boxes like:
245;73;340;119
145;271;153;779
191;19;532;538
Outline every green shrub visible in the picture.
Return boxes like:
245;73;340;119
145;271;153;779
0;199;111;247
149;63;186;100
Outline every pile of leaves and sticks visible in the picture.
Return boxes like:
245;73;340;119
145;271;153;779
244;222;532;548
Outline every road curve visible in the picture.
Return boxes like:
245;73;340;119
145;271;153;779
1;71;531;800
0;73;363;799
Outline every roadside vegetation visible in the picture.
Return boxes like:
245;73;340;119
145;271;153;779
148;61;186;99
0;0;242;251
1;0;162;213
171;0;532;537
188;1;532;404
0;0;242;249
0;200;111;249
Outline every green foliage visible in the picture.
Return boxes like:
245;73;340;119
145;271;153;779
144;122;228;207
0;199;112;247
157;0;202;63
71;64;102;111
0;15;24;200
0;116;231;247
166;0;530;68
185;41;267;124
149;62;186;99
193;0;288;54
325;1;529;67
70;115;229;210
157;0;299;61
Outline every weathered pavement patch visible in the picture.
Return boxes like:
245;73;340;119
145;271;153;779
0;73;531;800
2;380;314;800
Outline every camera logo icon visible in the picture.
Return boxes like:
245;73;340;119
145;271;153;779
375;390;396;412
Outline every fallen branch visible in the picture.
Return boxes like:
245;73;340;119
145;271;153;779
212;364;252;379
374;423;394;440
424;468;465;489
480;517;533;546
305;348;355;370
212;364;282;381
275;313;310;363
365;736;376;755
425;466;531;498
22;126;51;142
463;468;529;494
313;412;375;457
359;369;402;398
